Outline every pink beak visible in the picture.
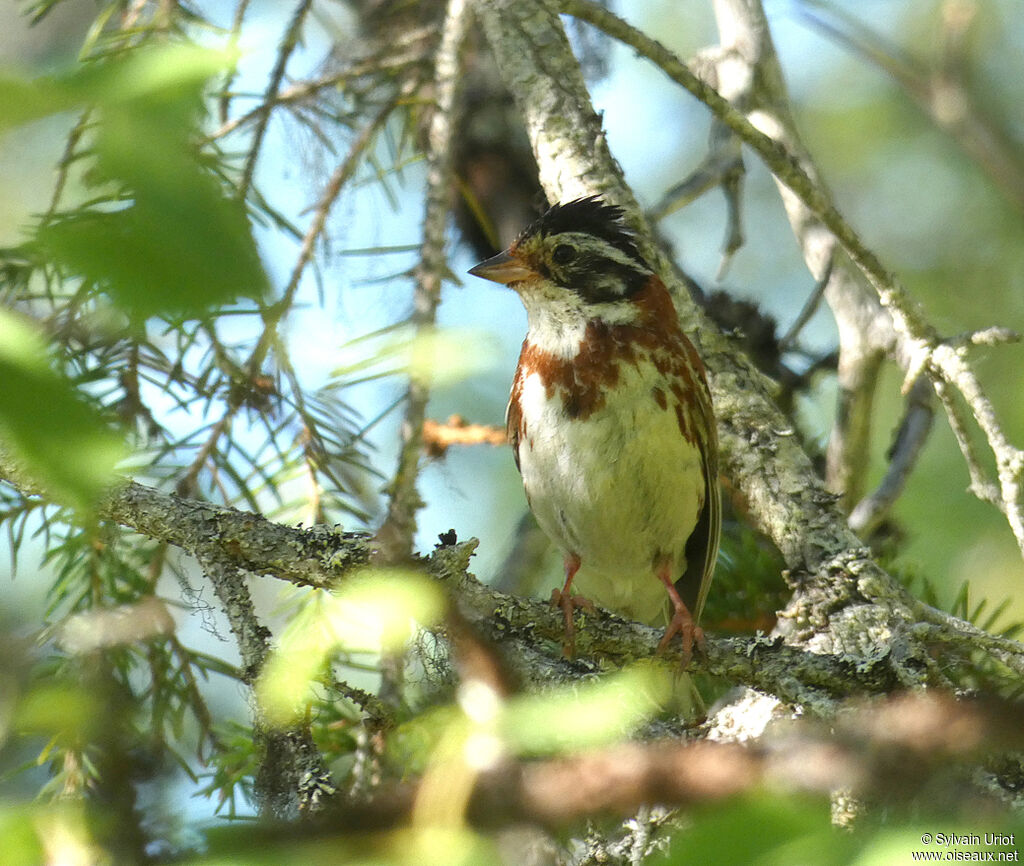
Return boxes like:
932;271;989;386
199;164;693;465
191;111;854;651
468;250;538;285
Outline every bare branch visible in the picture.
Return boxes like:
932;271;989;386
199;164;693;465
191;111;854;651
848;375;935;536
422;415;507;457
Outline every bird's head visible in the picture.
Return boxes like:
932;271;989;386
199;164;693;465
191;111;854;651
468;196;656;328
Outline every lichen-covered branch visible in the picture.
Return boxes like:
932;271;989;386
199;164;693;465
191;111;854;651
194;546;332;819
7;454;1022;718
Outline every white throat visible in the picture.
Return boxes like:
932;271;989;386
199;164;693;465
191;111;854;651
518;286;639;360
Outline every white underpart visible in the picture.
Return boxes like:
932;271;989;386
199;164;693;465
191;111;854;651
515;309;704;625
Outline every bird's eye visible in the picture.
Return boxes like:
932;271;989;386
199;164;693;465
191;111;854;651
552;244;577;265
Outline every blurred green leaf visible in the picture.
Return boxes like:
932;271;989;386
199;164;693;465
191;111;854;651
199;825;500;865
0;310;125;511
0;72;75;131
0;806;44;866
502;663;673;755
655;794;853;866
257;571;444;726
0;42;268;318
36;193;265;319
332;326;500;387
0;43;228;132
15;683;100;742
655;795;1024;866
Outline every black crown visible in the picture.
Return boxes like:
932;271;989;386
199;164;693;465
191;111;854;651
519;195;646;268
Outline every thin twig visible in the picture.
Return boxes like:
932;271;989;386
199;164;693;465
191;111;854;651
422;416;506;457
238;0;316;201
45;109;92;221
848;375;934;535
930;342;1024;552
376;0;473;563
176;414;233;498
208;42;429;142
178;100;397;499
218;0;253;124
652;116;746;279
270;99;399;336
779;251;834;350
932;368;1008;508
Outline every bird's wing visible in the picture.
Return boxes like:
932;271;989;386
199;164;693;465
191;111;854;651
505;367;524;473
678;340;720;623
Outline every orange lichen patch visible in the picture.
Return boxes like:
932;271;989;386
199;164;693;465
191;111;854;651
422;415;507;457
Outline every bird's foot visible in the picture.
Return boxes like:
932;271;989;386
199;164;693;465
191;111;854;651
549;588;596;658
657;604;705;668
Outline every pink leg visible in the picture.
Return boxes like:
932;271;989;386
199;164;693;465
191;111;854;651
549;553;593;658
655;561;705;666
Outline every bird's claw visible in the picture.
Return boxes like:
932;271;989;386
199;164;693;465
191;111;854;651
657;607;705;669
549;588;595;658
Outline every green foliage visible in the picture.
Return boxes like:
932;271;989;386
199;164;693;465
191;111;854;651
894;564;1024;697
0;38;274;509
0;309;124;510
1;43;267;319
0;805;48;866
198;825;502;866
656;795;848;866
656;794;1024;866
196;721;260;818
705;516;789;633
257;572;444;726
1;3;391;855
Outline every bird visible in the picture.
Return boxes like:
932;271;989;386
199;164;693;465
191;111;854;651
468;195;720;662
